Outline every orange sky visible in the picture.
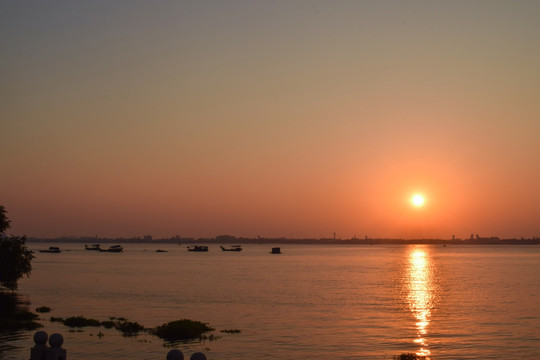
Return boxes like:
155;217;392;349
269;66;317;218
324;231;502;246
2;1;540;239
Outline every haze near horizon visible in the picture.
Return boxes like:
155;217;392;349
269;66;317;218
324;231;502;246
2;1;540;240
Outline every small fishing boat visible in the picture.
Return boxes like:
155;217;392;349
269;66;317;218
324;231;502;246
99;245;123;253
187;245;208;252
39;246;61;253
270;247;281;254
155;249;168;253
85;244;101;251
220;245;242;252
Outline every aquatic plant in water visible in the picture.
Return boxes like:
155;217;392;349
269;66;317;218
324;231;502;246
63;316;100;327
60;315;144;335
201;333;221;341
393;354;426;360
153;319;215;341
50;313;217;342
114;320;144;336
100;320;115;328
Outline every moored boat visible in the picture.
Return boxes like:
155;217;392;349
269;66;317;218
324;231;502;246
85;244;101;251
220;245;242;252
187;245;208;252
99;245;123;252
270;247;281;254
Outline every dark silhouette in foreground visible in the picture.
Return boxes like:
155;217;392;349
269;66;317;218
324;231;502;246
0;205;39;330
0;205;34;291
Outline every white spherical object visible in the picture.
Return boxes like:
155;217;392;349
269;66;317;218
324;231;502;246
167;349;184;360
190;352;207;360
49;333;64;347
34;331;48;345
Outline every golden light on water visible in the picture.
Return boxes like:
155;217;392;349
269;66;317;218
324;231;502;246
406;248;437;358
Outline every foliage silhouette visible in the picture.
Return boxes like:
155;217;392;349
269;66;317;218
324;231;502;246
63;315;101;327
0;292;41;331
0;205;34;291
393;354;426;360
154;319;214;341
0;206;11;233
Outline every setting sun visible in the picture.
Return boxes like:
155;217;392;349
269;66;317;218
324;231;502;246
411;194;425;207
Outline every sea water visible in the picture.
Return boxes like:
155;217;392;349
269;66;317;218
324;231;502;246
1;243;539;359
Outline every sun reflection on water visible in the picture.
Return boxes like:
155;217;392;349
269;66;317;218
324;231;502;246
406;247;437;358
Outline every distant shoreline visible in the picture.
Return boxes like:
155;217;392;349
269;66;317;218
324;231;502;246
26;236;540;245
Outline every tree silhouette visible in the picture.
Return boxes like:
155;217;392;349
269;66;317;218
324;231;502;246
0;205;34;291
0;205;11;234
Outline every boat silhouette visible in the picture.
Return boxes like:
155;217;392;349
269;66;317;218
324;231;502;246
99;245;123;252
39;246;61;253
188;245;208;252
220;245;242;252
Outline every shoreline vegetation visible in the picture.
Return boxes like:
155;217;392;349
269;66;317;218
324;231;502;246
47;314;230;341
26;235;540;245
1;304;235;342
0;205;39;331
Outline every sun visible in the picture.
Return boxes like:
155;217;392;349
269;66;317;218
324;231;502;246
411;194;425;207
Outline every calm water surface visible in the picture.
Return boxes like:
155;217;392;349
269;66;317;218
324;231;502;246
1;244;539;359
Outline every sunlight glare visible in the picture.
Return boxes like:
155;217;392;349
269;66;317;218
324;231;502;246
411;194;425;207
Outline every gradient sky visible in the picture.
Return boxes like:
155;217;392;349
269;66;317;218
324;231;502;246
2;1;540;239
